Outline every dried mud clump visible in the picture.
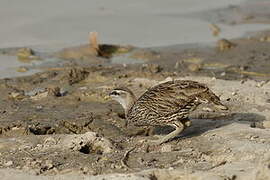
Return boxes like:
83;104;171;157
141;64;162;73
64;67;89;85
217;39;236;51
209;24;221;36
56;32;133;60
17;47;40;61
61;131;115;154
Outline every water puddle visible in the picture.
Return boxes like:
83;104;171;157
0;55;62;79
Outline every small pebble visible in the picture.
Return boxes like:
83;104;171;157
188;63;201;72
231;92;237;96
161;144;172;153
17;67;28;73
36;105;43;110
4;161;13;167
220;72;226;76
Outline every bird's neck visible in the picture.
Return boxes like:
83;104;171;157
121;94;136;118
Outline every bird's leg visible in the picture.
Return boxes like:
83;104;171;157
149;122;184;145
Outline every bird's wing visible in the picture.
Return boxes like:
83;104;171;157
137;80;208;116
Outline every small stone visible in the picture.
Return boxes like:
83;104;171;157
36;144;43;148
217;39;236;51
44;160;54;170
44;137;57;146
110;164;116;169
25;88;46;96
174;61;181;69
262;121;270;129
256;81;267;87
9;91;25;100
17;48;34;59
4;161;13;167
17;67;28;72
161;144;172;152
36;105;43;110
260;36;270;42
30;91;49;100
79;87;88;90
209;24;221;36
231;92;237;96
48;86;61;97
141;64;162;73
220;72;226;76
250;135;259;140
188;63;201;72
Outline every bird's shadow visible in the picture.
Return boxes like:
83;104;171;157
153;112;266;139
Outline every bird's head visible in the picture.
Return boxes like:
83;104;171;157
109;87;136;112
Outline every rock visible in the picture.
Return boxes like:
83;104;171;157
27;86;64;100
65;67;89;85
25;88;46;96
141;64;162;73
252;120;270;129
174;61;181;69
9;91;25;100
262;121;270;129
17;48;40;61
4;161;13;167
217;39;236;51
188;63;201;72
17;67;29;73
43;137;57;146
209;24;221;36
220;72;226;76
259;36;270;42
61;131;114;154
30;91;49;100
47;86;61;97
160;144;172;153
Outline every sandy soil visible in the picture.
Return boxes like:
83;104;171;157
1;1;270;180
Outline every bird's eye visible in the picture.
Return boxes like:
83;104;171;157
110;91;119;96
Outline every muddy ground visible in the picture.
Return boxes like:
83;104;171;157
0;28;270;180
2;1;270;176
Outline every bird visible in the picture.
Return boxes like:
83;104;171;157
109;80;227;145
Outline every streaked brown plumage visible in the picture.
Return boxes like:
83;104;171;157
109;80;227;144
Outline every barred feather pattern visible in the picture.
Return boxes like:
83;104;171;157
127;80;223;127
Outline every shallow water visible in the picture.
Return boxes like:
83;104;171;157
0;0;260;48
0;55;64;78
0;55;41;78
1;0;270;78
